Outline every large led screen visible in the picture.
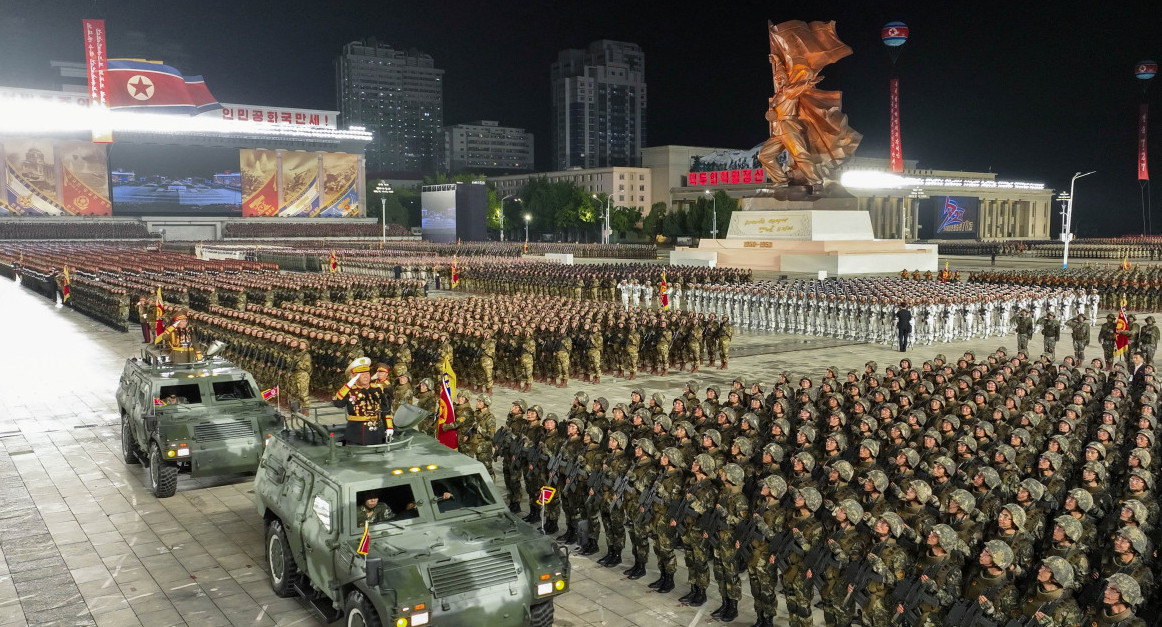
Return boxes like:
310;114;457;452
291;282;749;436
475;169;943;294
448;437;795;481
110;144;242;216
919;195;979;239
421;187;457;243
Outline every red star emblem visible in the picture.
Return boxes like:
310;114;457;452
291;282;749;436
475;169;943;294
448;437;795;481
127;75;154;100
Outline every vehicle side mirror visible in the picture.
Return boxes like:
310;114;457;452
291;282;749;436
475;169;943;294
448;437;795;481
365;557;382;588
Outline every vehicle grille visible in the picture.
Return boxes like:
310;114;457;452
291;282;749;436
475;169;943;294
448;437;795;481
429;551;518;598
194;419;255;442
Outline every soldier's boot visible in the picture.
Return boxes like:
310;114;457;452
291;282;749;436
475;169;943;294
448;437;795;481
486;387;493;395
688;586;708;607
583;374;591;382
542;518;559;534
624;559;646;579
557;379;567;388
720;599;739;622
593;375;601;384
691;363;699;373
749;611;766;627
679;586;698;603
597;547;617;566
602;549;623;568
719;359;728;370
578;538;600;556
617;369;624;378
522;505;540;523
711;599;729;618
522;382;531;393
648;569;665;589
657;571;675;593
628;371;637;380
557;525;577;544
660;367;668;376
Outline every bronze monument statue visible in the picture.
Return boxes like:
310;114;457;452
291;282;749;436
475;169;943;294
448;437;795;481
759;20;862;190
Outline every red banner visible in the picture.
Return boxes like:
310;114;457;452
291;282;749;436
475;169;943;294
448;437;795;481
62;166;112;216
889;78;903;173
1139;104;1150;181
82;19;112;143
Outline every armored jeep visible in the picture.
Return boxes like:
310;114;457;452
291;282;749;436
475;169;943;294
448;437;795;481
254;406;569;627
115;345;281;497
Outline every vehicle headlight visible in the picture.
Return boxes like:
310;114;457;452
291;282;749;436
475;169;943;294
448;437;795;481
554;579;566;591
395;618;408;627
536;582;553;596
177;448;190;457
411;612;429;626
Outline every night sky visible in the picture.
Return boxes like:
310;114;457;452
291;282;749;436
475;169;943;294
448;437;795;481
2;0;1161;236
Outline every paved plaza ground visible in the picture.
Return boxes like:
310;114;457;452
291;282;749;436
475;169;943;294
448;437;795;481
0;258;1127;626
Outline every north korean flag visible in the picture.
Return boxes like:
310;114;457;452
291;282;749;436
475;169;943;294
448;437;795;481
107;59;220;114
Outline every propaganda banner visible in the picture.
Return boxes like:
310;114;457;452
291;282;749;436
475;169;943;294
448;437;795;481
4;139;66;215
241;149;278;217
59;141;111;215
82;19;112;143
1139;104;1150;182
320;152;360;217
889;78;903;173
278;151;320;217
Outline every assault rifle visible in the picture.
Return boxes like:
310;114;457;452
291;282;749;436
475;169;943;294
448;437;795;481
546;450;568;483
891;561;944;627
507;434;525;472
634;479;664;527
701;505;728;549
666;495;697;536
803;541;843;594
522;441;548;473
842;557;884;610
561;458;584;498
584;467;610;510
944;581;1007;627
732;514;766;568
1002;599;1060;627
771;528;806;573
492;428;512;460
609;466;636;509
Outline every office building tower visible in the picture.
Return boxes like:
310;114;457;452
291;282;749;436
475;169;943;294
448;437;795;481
551;40;646;170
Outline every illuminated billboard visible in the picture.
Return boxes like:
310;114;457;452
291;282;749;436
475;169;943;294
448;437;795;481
239;149;361;217
1;139;111;216
686;168;766;187
919;195;979;239
109;143;241;216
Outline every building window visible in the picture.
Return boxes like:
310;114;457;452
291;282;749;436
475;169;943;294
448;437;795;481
619;173;625;180
619;195;625;202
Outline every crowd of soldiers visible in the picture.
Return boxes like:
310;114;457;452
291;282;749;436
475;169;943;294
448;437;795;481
972;267;1162;311
453;262;750;302
939;237;1162;260
679;278;1089;346
493;346;1161;626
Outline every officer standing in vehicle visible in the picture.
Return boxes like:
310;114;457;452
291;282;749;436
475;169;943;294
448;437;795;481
333;357;389;445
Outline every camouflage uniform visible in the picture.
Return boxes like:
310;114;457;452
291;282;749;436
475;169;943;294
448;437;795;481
779;488;825;627
708;463;750;622
621;440;659;579
647;449;687;593
675;455;719;606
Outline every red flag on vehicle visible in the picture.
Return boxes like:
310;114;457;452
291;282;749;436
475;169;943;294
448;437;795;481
262;387;279;401
356;522;371;555
538;486;556;505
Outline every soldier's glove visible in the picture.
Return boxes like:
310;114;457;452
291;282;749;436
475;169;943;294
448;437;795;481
867;555;887;577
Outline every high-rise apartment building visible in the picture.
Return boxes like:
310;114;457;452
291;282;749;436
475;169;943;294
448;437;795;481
551;40;647;170
440;120;534;174
335;38;444;176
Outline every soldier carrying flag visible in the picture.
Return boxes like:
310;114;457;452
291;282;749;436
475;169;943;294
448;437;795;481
660;272;669;310
436;356;459;450
329;250;339;273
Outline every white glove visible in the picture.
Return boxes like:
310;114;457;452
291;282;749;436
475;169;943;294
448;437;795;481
347;375;360;387
385;428;394;440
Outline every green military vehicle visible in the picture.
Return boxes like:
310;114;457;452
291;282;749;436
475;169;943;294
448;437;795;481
254;405;568;627
116;344;282;497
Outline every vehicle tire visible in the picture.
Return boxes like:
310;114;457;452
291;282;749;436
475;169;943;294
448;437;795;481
266;519;300;597
530;600;554;627
121;415;140;465
148;442;178;498
344;590;382;627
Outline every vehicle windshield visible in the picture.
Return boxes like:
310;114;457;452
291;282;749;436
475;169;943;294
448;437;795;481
211;378;258;402
354;484;419;529
429;474;497;514
157;383;202;405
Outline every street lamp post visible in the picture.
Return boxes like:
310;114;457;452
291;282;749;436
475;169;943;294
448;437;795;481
373;180;393;247
1061;170;1095;269
908;187;927;240
524;213;531;245
499;194;514;242
592;194;612;244
705;190;718;239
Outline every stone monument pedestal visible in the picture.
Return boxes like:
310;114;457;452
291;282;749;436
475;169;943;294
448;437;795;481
687;198;937;274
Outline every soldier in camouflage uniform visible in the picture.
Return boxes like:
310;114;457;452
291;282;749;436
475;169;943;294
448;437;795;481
778;486;825;627
708;463;750;622
1140;315;1159;365
894;524;963;626
555;419;587;545
518;329;535;392
1088;573;1149;627
1099;313;1118;370
960;540;1020;623
814;498;871;627
469;395;495;474
1012;556;1084;626
577;425;606;556
289;340;312;410
853;512;913;627
674;454;718;607
596;431;632;569
645;447;686;594
497;400;526;513
537;414;565;534
621;439;659;580
1067;314;1091;364
520;405;546;523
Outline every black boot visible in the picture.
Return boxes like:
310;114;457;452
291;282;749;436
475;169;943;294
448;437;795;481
657;571;675;594
556;525;576;544
648;569;666;590
749;611;765;627
508;502;521;514
624;560;646;580
604;548;622;568
720;599;739;622
678;586;698;603
688;586;707;607
761;612;774;627
542;518;558;534
578;538;600;556
522;506;540;523
596;547;615;566
711;598;728;618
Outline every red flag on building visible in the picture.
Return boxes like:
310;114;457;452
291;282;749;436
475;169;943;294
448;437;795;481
329;250;339;273
659;272;669;309
62;266;71;302
451;255;460;288
154;286;165;336
1115;298;1131;357
435;356;458;450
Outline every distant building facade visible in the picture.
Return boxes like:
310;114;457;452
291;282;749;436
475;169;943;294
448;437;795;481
440;120;533;175
335;38;444;177
490;166;652;210
551;40;647;170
